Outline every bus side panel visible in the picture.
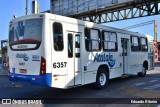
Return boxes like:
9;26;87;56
82;31;125;84
129;36;148;74
130;54;148;74
43;15;54;87
82;51;99;84
109;33;124;79
49;20;68;88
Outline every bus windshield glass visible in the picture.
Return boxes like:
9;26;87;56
9;18;42;50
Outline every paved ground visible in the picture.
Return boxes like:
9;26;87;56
0;63;160;107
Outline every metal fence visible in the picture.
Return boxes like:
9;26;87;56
51;0;135;16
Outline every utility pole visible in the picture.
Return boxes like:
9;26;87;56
154;20;158;42
26;0;28;15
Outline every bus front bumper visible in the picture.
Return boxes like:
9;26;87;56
8;72;52;87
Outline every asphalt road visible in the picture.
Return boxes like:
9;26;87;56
0;64;160;106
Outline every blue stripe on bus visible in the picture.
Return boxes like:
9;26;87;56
8;73;52;87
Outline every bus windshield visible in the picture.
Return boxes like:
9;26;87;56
9;18;42;51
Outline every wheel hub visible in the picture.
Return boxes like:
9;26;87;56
99;73;106;86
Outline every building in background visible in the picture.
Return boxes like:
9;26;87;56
1;40;8;71
153;41;160;63
146;34;160;63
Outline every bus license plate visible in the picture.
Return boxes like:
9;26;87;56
20;69;27;74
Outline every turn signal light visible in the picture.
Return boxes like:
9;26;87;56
40;57;46;76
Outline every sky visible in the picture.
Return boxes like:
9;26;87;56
0;0;160;43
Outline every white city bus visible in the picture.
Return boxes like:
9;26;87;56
8;13;154;89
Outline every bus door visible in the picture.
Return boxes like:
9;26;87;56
67;32;81;87
149;43;154;69
121;38;129;74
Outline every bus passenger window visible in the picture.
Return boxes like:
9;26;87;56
53;22;64;51
85;28;91;51
68;34;73;58
140;37;148;51
75;34;80;48
90;29;99;51
102;31;117;51
75;34;80;57
131;36;139;51
85;28;101;51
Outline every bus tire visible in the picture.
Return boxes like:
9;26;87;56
95;69;109;90
138;65;147;77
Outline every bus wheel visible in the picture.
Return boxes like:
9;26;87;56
138;66;147;77
95;69;109;90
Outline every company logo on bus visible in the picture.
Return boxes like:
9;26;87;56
94;53;115;68
16;53;29;61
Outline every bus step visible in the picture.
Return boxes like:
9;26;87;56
121;74;129;78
